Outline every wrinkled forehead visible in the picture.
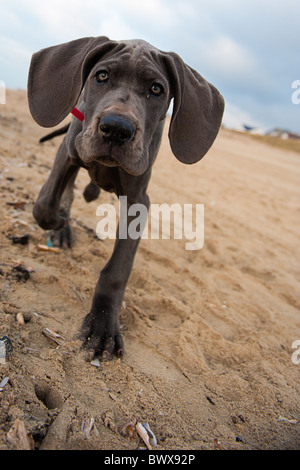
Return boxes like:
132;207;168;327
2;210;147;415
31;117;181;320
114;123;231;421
107;39;160;62
89;39;166;81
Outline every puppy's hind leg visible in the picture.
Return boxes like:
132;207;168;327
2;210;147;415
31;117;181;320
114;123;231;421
83;182;100;203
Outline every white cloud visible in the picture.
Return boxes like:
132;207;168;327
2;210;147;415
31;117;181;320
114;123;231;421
0;0;299;132
198;35;257;83
0;35;32;87
223;101;265;131
115;0;177;32
98;14;137;41
16;0;97;42
13;0;177;44
0;35;31;63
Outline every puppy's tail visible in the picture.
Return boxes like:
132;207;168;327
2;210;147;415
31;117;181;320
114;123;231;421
39;123;71;143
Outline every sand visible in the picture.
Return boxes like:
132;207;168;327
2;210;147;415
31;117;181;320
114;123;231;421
0;89;299;450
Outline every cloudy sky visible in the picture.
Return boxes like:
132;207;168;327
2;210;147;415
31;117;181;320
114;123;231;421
0;0;299;133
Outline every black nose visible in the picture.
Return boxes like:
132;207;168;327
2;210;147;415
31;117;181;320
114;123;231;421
99;115;136;146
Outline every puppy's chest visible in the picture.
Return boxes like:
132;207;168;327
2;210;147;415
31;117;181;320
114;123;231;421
87;165;119;194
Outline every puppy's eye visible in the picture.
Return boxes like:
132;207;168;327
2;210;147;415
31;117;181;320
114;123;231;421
150;83;163;96
96;71;109;83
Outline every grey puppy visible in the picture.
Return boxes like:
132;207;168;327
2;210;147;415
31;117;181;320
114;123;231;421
27;36;224;360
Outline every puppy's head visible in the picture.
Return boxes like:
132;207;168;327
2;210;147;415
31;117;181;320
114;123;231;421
28;37;224;175
74;40;172;175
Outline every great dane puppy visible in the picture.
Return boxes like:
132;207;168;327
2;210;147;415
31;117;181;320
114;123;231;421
27;36;224;360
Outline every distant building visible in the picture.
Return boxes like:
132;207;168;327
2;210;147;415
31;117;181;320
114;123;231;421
266;128;300;140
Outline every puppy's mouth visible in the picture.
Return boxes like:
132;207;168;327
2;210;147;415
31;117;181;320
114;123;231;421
96;154;120;167
75;131;148;175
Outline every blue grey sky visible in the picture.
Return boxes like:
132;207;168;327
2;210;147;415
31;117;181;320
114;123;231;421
0;0;299;133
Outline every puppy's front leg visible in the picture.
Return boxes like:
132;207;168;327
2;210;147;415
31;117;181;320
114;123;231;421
80;193;150;360
33;139;79;233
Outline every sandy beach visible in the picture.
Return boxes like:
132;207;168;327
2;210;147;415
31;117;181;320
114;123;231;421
0;89;299;450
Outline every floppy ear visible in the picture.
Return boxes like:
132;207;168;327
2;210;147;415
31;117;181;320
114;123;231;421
166;52;224;164
27;36;115;127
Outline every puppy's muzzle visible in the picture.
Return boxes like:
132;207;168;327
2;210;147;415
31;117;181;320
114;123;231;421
99;115;136;146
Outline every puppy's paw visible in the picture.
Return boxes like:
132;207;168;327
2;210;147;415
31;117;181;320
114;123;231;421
50;224;73;249
79;310;124;361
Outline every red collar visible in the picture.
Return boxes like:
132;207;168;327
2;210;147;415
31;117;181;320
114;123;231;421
71;107;85;121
